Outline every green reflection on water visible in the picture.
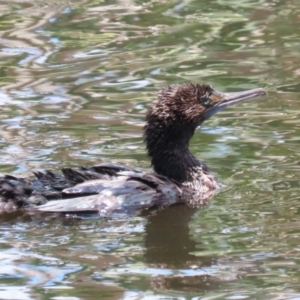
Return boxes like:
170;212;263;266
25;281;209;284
0;0;300;299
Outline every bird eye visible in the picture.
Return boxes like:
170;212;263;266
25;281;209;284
203;97;211;106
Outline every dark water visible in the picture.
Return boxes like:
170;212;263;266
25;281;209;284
1;0;300;299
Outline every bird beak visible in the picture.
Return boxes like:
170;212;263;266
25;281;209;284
203;87;267;120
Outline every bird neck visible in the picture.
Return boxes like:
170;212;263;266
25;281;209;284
151;147;201;183
144;119;202;183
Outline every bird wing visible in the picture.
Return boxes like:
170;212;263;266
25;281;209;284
36;171;183;215
0;163;138;210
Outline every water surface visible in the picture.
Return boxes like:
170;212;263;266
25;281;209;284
1;0;300;299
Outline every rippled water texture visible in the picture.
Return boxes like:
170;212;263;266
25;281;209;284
1;0;300;299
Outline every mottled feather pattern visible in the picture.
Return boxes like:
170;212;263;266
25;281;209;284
151;83;213;122
183;167;220;206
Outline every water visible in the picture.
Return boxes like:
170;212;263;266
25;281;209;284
1;0;300;298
